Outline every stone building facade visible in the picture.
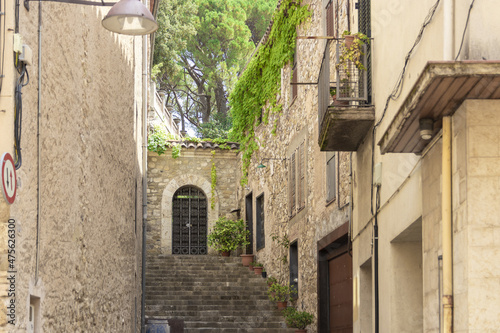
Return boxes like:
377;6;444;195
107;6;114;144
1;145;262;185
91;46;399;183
0;0;156;331
146;142;241;257
234;0;500;333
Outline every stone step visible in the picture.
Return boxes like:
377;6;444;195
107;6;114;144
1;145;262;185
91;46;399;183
146;299;274;308
184;328;295;333
145;255;286;331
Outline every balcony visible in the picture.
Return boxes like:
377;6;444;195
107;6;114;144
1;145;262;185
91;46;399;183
318;39;374;151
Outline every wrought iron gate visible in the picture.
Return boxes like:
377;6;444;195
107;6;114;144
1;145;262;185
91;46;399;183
172;186;207;255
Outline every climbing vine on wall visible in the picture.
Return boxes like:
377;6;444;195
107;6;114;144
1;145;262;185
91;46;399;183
211;150;217;209
229;0;311;185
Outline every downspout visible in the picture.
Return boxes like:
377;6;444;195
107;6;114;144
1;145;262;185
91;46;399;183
443;0;454;60
140;26;148;333
374;184;380;333
441;116;453;333
35;0;42;285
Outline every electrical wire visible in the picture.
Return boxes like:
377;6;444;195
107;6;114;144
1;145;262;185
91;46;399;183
370;0;441;215
14;60;29;169
0;0;7;92
455;0;476;61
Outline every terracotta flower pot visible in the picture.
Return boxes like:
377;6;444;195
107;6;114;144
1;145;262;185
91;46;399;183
253;267;263;275
240;254;254;266
344;35;355;49
220;251;230;257
277;301;287;311
294;330;307;333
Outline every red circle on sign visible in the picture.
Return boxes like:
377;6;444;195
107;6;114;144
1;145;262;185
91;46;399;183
1;153;17;204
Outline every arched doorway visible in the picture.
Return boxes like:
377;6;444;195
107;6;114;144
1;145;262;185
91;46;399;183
172;186;208;255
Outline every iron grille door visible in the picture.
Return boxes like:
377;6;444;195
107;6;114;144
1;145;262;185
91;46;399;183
172;186;207;255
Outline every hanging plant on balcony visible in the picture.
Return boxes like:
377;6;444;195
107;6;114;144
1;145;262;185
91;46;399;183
336;30;370;76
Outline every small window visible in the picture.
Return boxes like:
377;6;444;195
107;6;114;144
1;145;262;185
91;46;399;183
290;241;299;298
326;152;336;203
256;194;265;250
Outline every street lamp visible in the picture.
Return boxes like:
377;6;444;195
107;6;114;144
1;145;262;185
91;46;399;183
24;0;158;35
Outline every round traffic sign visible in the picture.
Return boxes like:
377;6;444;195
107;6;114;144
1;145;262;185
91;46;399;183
1;153;17;204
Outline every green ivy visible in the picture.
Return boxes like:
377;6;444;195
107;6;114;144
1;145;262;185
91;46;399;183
229;0;311;185
147;125;180;155
211;150;217;209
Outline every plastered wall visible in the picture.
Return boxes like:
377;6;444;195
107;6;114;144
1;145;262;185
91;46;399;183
2;3;146;332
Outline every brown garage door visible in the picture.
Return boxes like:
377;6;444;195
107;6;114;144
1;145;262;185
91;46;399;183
329;252;353;333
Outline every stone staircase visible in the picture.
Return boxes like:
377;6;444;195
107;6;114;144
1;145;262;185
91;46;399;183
145;255;294;332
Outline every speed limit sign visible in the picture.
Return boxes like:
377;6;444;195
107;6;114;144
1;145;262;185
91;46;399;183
1;153;17;204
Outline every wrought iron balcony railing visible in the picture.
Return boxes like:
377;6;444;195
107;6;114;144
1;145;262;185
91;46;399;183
335;41;368;101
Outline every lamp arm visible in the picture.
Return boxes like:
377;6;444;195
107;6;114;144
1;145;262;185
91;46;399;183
24;0;115;11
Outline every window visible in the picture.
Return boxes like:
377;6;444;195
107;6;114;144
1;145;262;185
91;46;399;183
289;241;299;298
326;152;336;203
256;194;265;250
289;140;306;217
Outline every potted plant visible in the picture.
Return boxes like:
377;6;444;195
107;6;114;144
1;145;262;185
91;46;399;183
283;307;314;333
261;267;267;279
240;253;254;267
267;283;297;310
207;217;250;257
267;276;278;287
253;262;264;275
336;30;370;79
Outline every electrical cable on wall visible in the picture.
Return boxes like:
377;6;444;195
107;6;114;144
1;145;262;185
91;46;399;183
370;0;441;215
0;0;7;92
14;56;29;169
455;0;476;61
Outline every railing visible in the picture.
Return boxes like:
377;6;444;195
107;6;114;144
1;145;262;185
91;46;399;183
317;39;333;134
318;38;370;133
151;91;180;136
335;41;368;101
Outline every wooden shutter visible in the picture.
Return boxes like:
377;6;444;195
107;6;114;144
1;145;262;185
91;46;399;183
326;0;334;37
289;151;296;216
297;142;305;210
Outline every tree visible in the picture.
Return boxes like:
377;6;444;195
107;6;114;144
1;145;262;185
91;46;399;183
153;0;278;138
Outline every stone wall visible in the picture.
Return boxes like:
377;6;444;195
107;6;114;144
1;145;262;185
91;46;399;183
147;145;241;257
3;4;147;332
239;0;352;330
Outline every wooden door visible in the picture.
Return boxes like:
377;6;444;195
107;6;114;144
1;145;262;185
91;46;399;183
329;252;353;333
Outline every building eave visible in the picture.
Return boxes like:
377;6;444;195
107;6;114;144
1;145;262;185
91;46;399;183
379;61;500;154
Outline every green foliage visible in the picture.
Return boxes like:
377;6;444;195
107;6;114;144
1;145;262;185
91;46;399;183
207;217;250;252
267;276;278;286
337;31;370;75
267;282;297;302
171;144;181;159
197;112;233;140
252;261;264;268
153;0;197;82
283;308;314;329
148;125;180;155
244;0;279;45
229;0;311;184
211;151;217;209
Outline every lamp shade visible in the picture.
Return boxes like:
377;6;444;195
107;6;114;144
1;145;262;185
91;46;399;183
102;0;158;35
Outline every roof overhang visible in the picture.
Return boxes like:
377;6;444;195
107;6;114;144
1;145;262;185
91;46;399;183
379;61;500;154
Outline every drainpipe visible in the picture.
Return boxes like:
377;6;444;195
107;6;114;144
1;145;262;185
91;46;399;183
140;32;148;333
441;116;453;333
35;0;42;285
443;0;454;60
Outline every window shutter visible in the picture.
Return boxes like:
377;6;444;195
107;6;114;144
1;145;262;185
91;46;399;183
326;0;334;37
298;142;305;210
